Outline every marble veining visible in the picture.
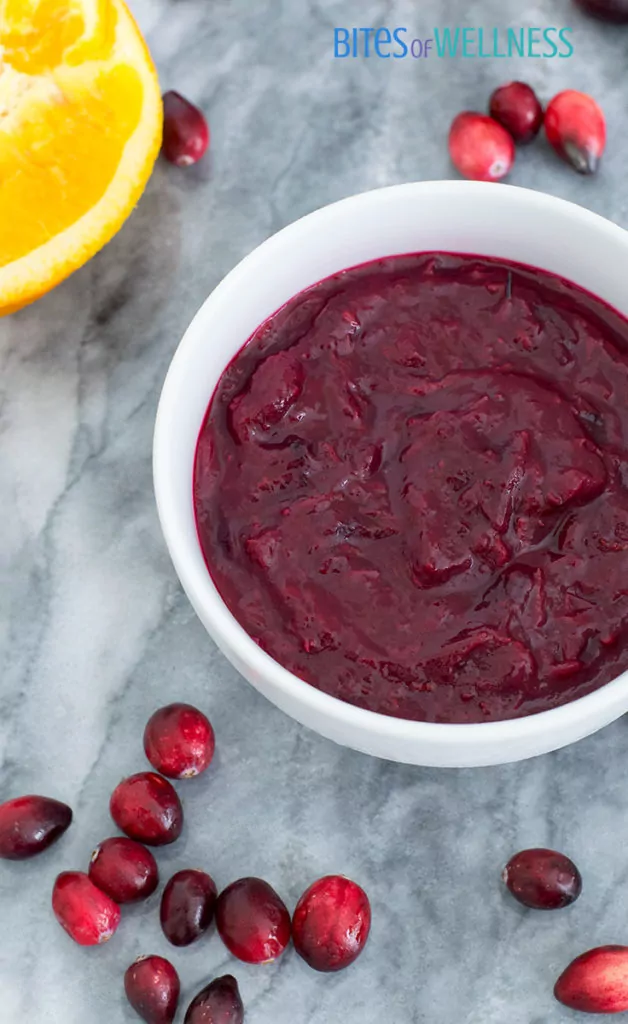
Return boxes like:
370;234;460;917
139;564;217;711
2;1;628;1021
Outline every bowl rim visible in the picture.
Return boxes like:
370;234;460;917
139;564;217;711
153;179;628;748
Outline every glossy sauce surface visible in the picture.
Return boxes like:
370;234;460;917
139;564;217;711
194;254;628;723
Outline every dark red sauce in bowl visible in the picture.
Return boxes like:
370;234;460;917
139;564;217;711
193;253;628;724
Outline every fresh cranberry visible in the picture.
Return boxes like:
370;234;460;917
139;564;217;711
576;0;628;21
124;955;181;1024
110;772;183;847
88;837;159;904
52;871;121;946
489;82;543;144
184;975;244;1024
144;703;215;779
162;91;210;167
0;795;72;860
545;90;606;174
292;875;371;972
555;946;628;1012
448;112;515;181
503;848;582;910
160;869;218;947
216;877;291;964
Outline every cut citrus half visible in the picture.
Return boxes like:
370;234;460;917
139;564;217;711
0;0;163;315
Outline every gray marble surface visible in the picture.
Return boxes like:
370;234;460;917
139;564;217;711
2;1;628;1021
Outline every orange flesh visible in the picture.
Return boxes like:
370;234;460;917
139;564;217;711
0;0;162;312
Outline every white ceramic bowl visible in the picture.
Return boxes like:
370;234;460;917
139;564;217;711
154;180;628;767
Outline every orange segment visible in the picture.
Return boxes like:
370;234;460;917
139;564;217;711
0;0;162;315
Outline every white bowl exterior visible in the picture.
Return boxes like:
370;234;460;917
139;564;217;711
154;181;628;767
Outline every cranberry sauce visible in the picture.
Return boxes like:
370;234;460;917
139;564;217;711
193;253;628;723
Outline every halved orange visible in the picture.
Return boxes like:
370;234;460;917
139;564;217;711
0;0;163;315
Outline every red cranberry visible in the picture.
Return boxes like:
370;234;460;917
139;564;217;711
162;91;210;167
555;946;628;1013
110;772;183;847
124;955;181;1024
503;848;582;910
216;877;291;964
52;871;121;946
144;703;215;780
576;0;628;21
160;868;218;947
0;795;72;860
89;837;159;904
448;112;515;181
292;875;371;972
184;975;244;1024
489;82;543;144
545;89;606;174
